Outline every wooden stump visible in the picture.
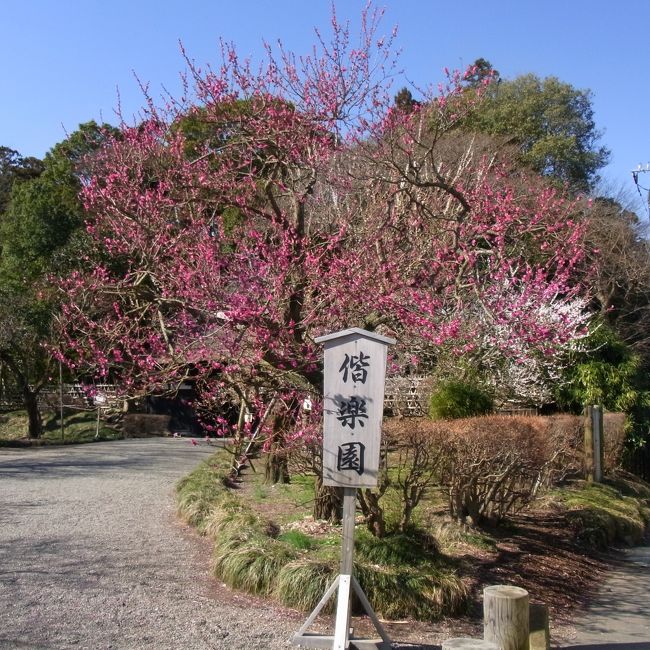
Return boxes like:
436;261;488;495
483;585;530;650
442;639;499;650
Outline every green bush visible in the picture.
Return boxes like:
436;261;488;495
555;323;650;448
429;381;493;420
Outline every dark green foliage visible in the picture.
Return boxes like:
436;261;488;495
463;72;609;191
429;380;493;420
4;141;52;199
0;146;43;214
1;167;83;283
394;87;419;113
1;122;117;285
0;123;116;438
556;324;650;447
463;58;499;88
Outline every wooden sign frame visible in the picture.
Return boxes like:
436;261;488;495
316;328;395;488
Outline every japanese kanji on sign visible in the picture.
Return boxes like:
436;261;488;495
315;328;396;488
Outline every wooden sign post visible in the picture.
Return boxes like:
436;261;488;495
293;328;395;650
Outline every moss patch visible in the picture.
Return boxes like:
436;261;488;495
553;480;649;548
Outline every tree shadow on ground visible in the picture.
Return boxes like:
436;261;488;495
458;510;613;625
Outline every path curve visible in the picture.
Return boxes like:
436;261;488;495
0;439;297;649
557;539;650;648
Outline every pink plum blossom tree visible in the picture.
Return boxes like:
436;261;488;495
55;6;590;515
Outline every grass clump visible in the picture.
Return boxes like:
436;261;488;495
275;559;339;612
354;529;469;620
176;456;232;531
176;451;471;621
278;530;317;550
428;519;497;553
214;532;297;595
0;410;30;441
355;529;439;566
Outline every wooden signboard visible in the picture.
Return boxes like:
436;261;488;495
315;328;395;488
294;328;395;650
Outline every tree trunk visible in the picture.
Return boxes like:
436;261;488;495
358;488;386;537
0;350;47;439
399;501;414;533
313;475;343;523
264;414;289;484
24;387;43;439
265;449;289;484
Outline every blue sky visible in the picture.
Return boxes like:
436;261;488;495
2;0;647;204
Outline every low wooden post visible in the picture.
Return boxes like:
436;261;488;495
443;639;499;650
593;405;604;482
484;585;529;650
584;405;604;482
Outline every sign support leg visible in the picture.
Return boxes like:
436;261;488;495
292;488;391;649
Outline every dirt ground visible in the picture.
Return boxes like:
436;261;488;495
384;509;615;646
344;508;614;647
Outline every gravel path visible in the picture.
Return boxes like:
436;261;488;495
0;439;299;649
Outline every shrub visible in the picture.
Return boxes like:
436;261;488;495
603;412;626;470
371;414;587;532
429;381;493;420
440;416;550;525
543;414;584;481
437;413;636;526
388;415;584;526
381;418;450;532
